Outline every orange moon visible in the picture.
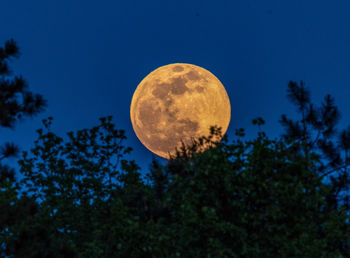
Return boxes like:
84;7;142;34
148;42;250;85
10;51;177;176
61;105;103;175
130;63;231;159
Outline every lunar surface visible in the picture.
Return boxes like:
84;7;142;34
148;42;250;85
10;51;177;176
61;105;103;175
130;63;231;159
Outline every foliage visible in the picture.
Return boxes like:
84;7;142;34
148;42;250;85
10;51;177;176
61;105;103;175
163;127;349;257
0;39;46;256
0;116;348;257
279;81;350;212
0;39;46;174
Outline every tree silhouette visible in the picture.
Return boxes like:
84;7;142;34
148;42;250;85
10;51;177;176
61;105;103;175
0;39;46;257
0;39;46;180
1;115;347;256
279;81;350;212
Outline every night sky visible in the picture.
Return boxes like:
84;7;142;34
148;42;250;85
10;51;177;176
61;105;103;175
1;0;350;176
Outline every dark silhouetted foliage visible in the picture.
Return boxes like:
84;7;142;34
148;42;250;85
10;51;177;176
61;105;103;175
0;115;348;257
0;39;46;181
0;39;46;257
279;81;350;213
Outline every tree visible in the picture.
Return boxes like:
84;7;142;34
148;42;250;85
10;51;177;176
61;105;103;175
160;126;350;257
0;38;46;181
279;81;350;212
0;39;46;257
3;116;347;257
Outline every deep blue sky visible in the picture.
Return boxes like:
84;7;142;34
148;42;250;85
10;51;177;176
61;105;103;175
1;0;350;175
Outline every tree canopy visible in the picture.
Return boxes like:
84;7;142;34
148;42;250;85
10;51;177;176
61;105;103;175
0;115;348;257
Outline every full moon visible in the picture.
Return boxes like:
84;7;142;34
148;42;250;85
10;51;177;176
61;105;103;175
130;63;231;159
